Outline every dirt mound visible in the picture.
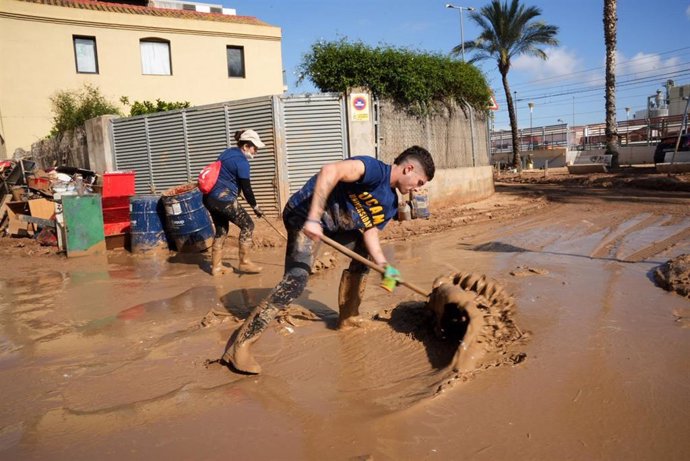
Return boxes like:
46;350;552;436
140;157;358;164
654;254;690;298
497;167;690;191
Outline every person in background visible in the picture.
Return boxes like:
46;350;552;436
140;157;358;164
203;129;265;276
222;145;435;374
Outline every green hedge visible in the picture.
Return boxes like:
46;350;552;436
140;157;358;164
298;39;491;115
49;84;121;136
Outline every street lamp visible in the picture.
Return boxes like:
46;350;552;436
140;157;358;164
528;102;534;150
445;4;475;62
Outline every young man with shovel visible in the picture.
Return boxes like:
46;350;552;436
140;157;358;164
222;146;435;374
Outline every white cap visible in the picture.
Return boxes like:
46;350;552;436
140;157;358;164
239;129;265;148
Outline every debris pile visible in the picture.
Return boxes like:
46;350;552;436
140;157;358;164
654;254;690;298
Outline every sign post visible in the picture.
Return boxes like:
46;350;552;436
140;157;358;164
349;93;370;122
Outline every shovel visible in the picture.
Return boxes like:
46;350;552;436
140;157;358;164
319;234;430;297
320;233;486;360
250;206;429;298
262;221;481;349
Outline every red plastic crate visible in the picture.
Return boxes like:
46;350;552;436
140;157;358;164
104;221;131;236
102;196;130;210
103;207;130;222
101;171;135;198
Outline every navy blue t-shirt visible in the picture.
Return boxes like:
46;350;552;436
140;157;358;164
208;147;250;202
286;156;397;232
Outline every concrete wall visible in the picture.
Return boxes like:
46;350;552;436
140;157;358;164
566;145;656;166
29;127;89;170
492;145;658;168
378;100;489;169
427;165;494;205
85;115;118;173
0;0;283;157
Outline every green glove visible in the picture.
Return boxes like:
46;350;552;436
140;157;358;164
380;264;401;292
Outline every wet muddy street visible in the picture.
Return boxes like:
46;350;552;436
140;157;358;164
1;183;689;460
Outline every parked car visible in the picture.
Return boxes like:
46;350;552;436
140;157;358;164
654;133;690;163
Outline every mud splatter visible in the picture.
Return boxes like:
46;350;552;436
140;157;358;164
426;272;528;395
654;254;690;298
510;265;549;277
311;250;340;274
364;272;527;408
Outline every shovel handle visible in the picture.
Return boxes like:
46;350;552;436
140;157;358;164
261;215;287;240
319;234;430;298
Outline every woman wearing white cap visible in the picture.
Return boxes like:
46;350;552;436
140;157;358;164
203;129;265;275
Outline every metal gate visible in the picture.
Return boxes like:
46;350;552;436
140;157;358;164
281;94;348;194
111;94;347;216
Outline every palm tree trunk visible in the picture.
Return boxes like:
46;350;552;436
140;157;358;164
501;70;521;170
604;0;619;168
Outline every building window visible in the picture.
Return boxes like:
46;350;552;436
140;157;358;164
227;46;245;78
140;39;172;75
73;36;98;74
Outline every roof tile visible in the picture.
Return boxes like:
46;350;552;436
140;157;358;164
18;0;271;26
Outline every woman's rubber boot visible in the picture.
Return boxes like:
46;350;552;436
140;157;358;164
222;301;279;374
238;241;262;274
210;237;226;276
337;269;367;328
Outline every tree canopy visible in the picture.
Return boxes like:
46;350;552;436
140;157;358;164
459;0;559;168
298;39;491;115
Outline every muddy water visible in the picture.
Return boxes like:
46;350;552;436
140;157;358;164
1;188;689;460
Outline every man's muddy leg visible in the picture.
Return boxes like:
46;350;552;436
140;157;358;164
333;231;370;328
223;225;314;374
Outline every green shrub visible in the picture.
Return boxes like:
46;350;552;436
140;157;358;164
49;84;121;136
298;39;491;115
121;98;191;117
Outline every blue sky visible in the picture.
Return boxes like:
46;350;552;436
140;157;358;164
225;0;690;130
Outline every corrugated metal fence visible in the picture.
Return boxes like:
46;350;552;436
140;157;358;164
111;93;348;216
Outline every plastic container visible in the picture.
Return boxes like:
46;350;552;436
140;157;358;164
397;201;411;221
130;195;169;253
101;171;136;198
410;190;430;219
101;196;131;236
161;183;214;253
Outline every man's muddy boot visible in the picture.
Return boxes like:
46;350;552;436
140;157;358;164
337;269;367;329
238;241;262;274
210;237;227;276
222;301;279;374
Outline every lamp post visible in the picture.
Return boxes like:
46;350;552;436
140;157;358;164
528;102;534;150
445;4;475;62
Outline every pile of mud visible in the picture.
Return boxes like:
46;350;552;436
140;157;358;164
654;254;690;298
497;168;690;192
367;271;528;408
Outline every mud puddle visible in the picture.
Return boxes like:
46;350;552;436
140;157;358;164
1;185;690;459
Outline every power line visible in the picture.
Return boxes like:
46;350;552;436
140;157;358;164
504;46;690;90
509;60;690;100
495;69;690;105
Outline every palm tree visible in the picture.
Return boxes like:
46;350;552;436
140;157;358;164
454;0;558;170
604;0;619;168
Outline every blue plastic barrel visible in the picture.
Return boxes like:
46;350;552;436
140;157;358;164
161;183;214;253
130;195;168;253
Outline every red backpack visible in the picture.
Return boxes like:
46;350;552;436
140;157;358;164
197;160;221;194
